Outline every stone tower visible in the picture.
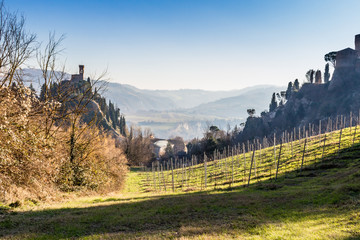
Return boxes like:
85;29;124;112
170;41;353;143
79;65;84;80
70;65;85;82
355;34;360;52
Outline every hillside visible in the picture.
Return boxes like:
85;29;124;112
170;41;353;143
237;34;360;144
183;85;284;118
125;85;283;139
1;126;359;239
104;83;282;113
21;68;283;139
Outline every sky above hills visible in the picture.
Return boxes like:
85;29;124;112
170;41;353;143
8;0;360;90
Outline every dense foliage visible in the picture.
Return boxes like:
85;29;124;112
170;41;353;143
0;4;128;204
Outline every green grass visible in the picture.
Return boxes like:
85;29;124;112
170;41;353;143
0;128;360;239
143;127;360;193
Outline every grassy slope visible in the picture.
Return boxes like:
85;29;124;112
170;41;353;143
0;130;360;239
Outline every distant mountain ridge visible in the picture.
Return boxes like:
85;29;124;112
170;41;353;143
21;68;284;139
104;82;283;113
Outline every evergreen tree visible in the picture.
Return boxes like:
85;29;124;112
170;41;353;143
285;81;293;100
29;83;36;93
269;92;278;112
108;100;115;127
306;69;315;83
40;83;46;101
324;63;330;83
294;79;300;91
315;70;322;84
119;115;126;136
114;107;120;129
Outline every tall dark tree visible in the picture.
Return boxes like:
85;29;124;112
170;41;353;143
306;69;315;83
29;83;35;93
285;81;293;100
315;70;322;84
269;92;278;112
39;83;46;101
294;79;300;91
324;63;330;83
119;115;126;136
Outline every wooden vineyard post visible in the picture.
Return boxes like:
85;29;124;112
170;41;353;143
253;143;256;179
273;133;276;170
225;151;228;182
238;143;241;168
191;156;194;180
158;162;161;191
243;143;246;183
319;120;322;143
185;160;188;188
152;162;156;191
204;153;207;189
161;164;166;192
275;139;283;180
214;160;217;189
171;159;175;192
291;132;294;159
322;134;327;162
231;155;234;187
146;167;150;187
259;143;262;170
181;161;184;191
300;133;308;172
353;124;357;144
350;112;353;133
338;128;343;154
247;149;256;186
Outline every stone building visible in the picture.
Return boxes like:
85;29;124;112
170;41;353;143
329;34;360;90
70;65;84;83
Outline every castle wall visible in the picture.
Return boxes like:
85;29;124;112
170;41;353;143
335;48;357;68
355;34;360;52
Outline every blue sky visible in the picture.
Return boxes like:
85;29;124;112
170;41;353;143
7;0;360;90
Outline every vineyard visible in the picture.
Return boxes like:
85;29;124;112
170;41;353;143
141;114;360;192
1;116;360;239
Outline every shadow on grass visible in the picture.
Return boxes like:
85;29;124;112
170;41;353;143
1;145;359;239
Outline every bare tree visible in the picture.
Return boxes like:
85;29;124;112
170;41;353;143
0;1;36;87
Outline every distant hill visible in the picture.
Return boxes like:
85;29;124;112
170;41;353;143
127;85;284;139
104;82;282;113
104;82;178;112
20;68;284;139
182;85;284;119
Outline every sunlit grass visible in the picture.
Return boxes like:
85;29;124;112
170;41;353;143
141;126;360;193
0;127;359;239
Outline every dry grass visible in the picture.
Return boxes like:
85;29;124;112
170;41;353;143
0;86;128;205
0;146;359;239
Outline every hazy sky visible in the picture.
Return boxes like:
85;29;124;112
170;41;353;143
7;0;360;90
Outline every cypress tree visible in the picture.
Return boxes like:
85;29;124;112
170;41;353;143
269;92;278;112
324;63;330;83
285;82;293;100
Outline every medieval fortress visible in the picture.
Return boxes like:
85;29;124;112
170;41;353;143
329;34;360;90
335;34;360;69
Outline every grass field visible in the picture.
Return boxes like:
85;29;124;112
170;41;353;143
0;128;360;239
142;126;360;193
